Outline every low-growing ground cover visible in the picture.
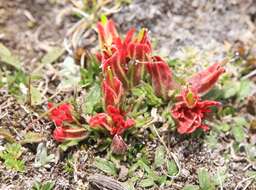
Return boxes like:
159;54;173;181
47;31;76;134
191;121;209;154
0;1;256;190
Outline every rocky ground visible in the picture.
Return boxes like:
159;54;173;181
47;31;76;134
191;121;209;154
0;0;256;190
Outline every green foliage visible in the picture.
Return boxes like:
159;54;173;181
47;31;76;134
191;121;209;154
197;168;215;190
6;70;28;97
231;117;248;143
182;185;200;190
154;145;165;168
32;181;55;190
59;140;80;152
232;125;245;143
94;157;118;176
30;86;43;105
0;143;25;172
0;43;21;70
127;146;178;189
167;160;178;176
20;132;45;145
215;123;230;133
32;46;64;75
41;47;64;66
125;176;140;190
132;83;162;107
212;167;227;187
83;83;102;114
63;155;74;174
222;79;254;100
80;57;101;87
139;178;155;188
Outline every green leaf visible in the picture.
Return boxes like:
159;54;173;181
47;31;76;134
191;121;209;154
233;117;248;127
237;80;253;100
197;168;215;190
0;43;21;70
41;47;64;65
20;132;45;144
30;86;43;105
245;144;256;161
182;185;200;190
154;146;165;168
59;140;79;152
6;70;28;96
94;157;117;176
205;132;218;149
80;68;93;87
223;81;239;99
137;160;152;174
167;160;178;176
132;83;162;106
1;143;23;159
32;181;55;190
215;123;230;132
0;143;25;172
125;176;139;190
80;55;100;87
4;158;25;172
139;178;155;188
83;83;101;114
212;167;227;186
232;125;245;143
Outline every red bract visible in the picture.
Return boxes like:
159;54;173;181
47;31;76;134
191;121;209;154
171;89;221;134
102;69;124;109
48;102;74;127
48;103;86;142
188;62;225;95
89;105;135;136
53;127;87;142
97;19;118;49
111;134;128;155
146;56;176;100
97;19;152;88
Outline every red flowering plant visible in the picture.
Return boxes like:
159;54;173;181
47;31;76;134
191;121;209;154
145;56;178;100
171;88;221;134
48;103;87;142
102;68;124;110
188;62;225;95
96;18;152;89
89;105;135;154
170;62;225;134
95;18;226;137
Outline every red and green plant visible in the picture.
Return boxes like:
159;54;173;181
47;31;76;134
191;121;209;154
47;18;225;154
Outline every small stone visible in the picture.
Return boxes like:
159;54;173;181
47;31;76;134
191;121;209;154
181;168;190;178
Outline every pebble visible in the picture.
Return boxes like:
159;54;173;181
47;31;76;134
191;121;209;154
181;168;190;178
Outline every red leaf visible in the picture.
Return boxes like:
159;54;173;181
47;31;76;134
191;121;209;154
146;56;176;100
97;19;118;49
102;69;124;109
53;127;86;142
188;62;225;95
